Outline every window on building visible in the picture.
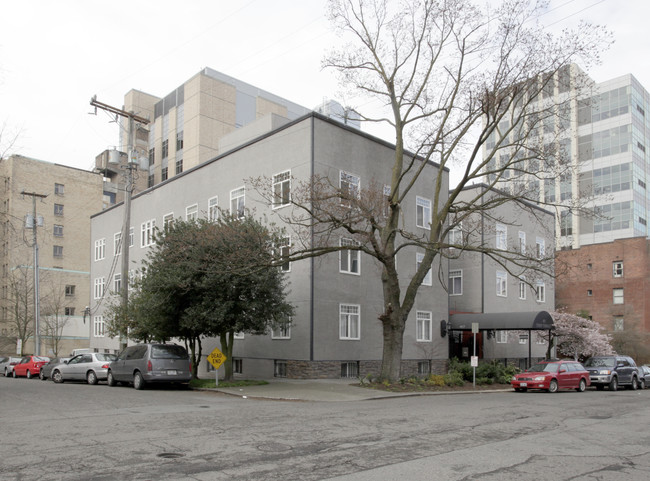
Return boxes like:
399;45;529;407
536;281;546;302
496;271;507;297
613;288;624;304
53;245;63;258
274;360;287;378
232;358;243;374
186;204;198;221
340;238;360;275
53;224;63;237
113;273;121;293
276;236;291;272
114;232;122;256
54;204;64;216
341;362;359;378
418;361;431;375
339;304;360;340
416;311;432;342
518;231;526;254
147;174;154;188
208;196;219;221
613;316;624;331
416;196;431;229
496;330;507;343
176;131;184;151
272;323;291;339
340;171;360;207
161;167;168;181
230;187;245;218
519;334;528;344
175;159;183;175
65;285;75;296
496;224;507;250
64;307;75;316
416;252;432;286
536;237;545;259
163;213;174;230
141;219;156;247
272;170;291;208
162;139;169;159
449;270;462;295
129;227;134;247
383;184;392;217
94;277;105;299
519;277;526;300
54;183;64;195
449;223;463;249
148;148;155;165
612;261;623;278
93;316;105;337
94;238;106;261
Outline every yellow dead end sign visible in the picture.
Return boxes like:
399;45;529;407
207;347;227;370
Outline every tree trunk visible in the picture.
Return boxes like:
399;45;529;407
380;315;405;381
220;332;235;381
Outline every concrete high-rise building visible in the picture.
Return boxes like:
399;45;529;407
0;155;103;356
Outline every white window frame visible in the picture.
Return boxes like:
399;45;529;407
339;238;360;275
536;237;545;259
93;316;105;338
495;330;507;343
536;281;546;302
449;269;462;296
230;186;245;218
519;277;526;300
163;212;174;229
612;261;623;278
613;288;624;305
277;236;291;273
234;332;245;339
416;252;432;286
518;231;526;254
113;273;121;293
129;227;134;247
208;196;219;221
416;311;432;342
272;170;291;209
496;271;507;297
339;304;360;340
93;277;105;300
340;170;360;207
519;334;528;344
613;316;624;331
449;223;463;249
54;183;64;195
272;323;291;339
114;232;122;256
416;196;431;229
185;204;198;221
140;219;156;247
94;238;106;261
496;223;507;250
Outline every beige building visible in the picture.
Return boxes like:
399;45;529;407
0;155;103;356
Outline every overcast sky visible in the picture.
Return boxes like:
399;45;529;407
1;0;648;172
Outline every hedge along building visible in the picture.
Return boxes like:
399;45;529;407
88;112;450;379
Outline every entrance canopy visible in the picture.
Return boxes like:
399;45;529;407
449;311;554;331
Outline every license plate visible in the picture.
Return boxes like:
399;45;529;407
167;370;177;375
520;382;527;387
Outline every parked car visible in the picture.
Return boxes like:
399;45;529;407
51;353;117;384
636;365;650;389
39;357;70;380
107;343;192;390
12;356;51;378
511;359;591;393
584;355;639;391
0;356;22;377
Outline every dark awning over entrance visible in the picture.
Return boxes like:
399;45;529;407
449;311;554;331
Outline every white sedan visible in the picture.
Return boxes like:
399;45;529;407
51;353;117;385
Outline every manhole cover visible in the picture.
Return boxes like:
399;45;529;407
157;452;186;459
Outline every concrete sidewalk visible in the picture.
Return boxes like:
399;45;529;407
199;378;510;402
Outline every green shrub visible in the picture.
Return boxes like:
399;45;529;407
443;371;464;386
427;374;446;386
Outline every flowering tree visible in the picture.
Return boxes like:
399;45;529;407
537;311;613;361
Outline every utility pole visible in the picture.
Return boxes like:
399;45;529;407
21;190;47;356
90;96;149;350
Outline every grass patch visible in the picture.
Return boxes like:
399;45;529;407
189;378;269;389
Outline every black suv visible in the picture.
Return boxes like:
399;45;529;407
584;355;639;391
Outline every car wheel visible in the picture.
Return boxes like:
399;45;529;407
548;379;558;393
576;378;587;392
106;370;116;387
52;370;64;383
609;376;618;391
133;371;145;390
26;370;32;379
630;376;638;390
639;379;646;390
39;370;45;380
87;371;98;385
12;370;17;378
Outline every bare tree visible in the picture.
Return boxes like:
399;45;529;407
253;0;610;381
4;265;34;355
0;120;21;161
40;278;72;357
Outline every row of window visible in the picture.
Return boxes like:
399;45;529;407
495;223;545;258
494;331;546;344
586;287;625;304
495;272;546;302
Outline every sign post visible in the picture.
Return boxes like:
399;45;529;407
207;347;227;387
471;322;479;389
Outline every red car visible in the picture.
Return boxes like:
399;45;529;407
511;359;591;393
12;356;51;379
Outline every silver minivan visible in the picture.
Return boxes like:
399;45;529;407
106;343;192;390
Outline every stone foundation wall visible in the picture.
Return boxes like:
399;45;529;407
285;359;449;379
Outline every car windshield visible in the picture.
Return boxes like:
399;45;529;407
96;353;117;362
584;358;615;368
151;345;188;359
34;357;50;362
527;363;559;373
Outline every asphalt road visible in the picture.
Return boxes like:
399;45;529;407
1;375;650;481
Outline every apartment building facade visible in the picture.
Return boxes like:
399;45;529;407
0;155;103;356
89;112;451;379
447;185;555;368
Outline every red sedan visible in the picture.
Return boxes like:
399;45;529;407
511;359;591;393
12;356;50;379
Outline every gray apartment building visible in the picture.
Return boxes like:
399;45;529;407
447;184;555;369
89;112;450;379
